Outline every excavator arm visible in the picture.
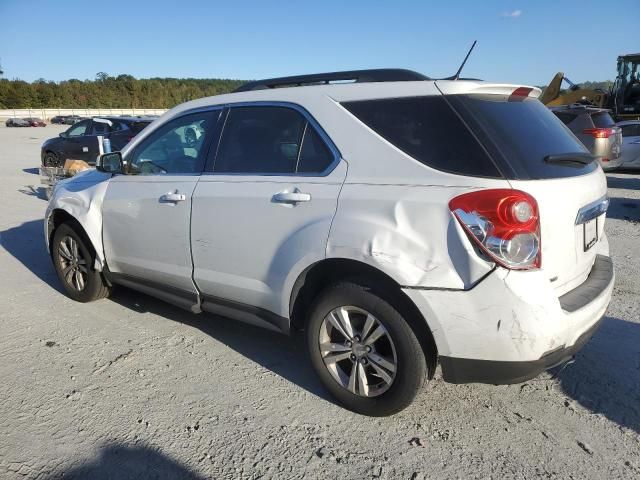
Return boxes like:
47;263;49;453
541;72;607;108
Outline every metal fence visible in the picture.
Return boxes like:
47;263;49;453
0;108;167;121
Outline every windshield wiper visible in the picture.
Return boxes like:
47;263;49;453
544;153;596;166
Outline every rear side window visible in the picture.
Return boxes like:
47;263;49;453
214;106;335;175
591;112;615;128
342;96;501;177
447;94;598;180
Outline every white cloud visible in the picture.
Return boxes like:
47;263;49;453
501;10;522;18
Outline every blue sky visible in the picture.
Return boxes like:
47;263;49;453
1;0;639;85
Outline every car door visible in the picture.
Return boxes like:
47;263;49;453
191;104;346;323
63;119;95;162
102;109;221;309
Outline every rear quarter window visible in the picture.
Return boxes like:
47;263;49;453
342;96;502;177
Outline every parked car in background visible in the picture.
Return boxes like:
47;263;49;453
551;105;623;170
50;116;68;124
41;116;154;166
617;120;640;169
5;118;30;127
25;117;46;127
45;69;614;416
62;115;86;125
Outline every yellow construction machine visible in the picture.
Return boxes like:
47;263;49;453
541;53;640;120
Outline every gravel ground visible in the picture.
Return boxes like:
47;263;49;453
0;125;639;479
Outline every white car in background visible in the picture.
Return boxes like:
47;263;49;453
617;120;640;169
45;69;614;416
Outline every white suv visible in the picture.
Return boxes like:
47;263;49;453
45;69;614;416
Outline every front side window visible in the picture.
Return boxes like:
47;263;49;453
128;110;218;175
67;120;90;137
91;120;111;135
214;106;335;175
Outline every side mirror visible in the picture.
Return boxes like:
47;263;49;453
97;151;124;174
59;132;67;138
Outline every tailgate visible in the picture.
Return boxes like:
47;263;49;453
510;168;608;295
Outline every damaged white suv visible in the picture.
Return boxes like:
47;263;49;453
45;69;614;416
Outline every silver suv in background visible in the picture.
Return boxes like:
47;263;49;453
551;105;623;170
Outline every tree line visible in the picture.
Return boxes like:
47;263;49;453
0;73;615;109
0;73;245;109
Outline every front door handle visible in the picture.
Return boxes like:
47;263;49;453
160;192;186;203
272;189;311;204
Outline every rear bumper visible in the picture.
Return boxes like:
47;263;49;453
601;158;624;170
403;253;614;385
439;315;604;384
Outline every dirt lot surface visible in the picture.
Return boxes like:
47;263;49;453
0;125;639;479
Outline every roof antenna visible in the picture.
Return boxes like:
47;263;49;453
451;40;477;80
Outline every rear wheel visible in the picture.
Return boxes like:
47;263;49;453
52;223;110;302
306;282;428;416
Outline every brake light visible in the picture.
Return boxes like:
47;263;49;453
449;189;541;270
583;127;615;139
509;87;533;101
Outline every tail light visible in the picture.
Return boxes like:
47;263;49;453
449;189;541;270
583;127;615;139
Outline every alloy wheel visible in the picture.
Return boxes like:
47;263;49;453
319;306;398;397
58;235;88;291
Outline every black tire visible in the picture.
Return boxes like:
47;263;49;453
306;281;428;416
43;151;60;167
51;222;110;302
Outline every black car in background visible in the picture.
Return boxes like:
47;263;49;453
62;115;87;125
5;118;31;127
41;116;154;166
50;116;67;124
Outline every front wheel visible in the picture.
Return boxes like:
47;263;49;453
52;222;110;302
306;282;428;416
43;151;60;167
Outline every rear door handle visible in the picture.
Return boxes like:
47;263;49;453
272;189;311;204
160;192;187;203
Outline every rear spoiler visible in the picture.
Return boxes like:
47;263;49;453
436;81;542;99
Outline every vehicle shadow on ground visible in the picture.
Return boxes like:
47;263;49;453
109;287;332;403
22;167;39;175
607;173;640;190
606;197;640;222
1;220;331;403
0;219;62;292
44;443;205;479
18;185;48;200
554;316;640;434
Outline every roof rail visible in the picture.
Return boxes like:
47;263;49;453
233;69;429;92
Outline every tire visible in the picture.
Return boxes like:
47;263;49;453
43;151;60;167
306;281;428;416
51;222;110;302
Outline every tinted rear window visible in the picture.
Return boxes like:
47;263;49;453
591;112;615;128
342;96;501;177
553;111;577;125
446;94;598;179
